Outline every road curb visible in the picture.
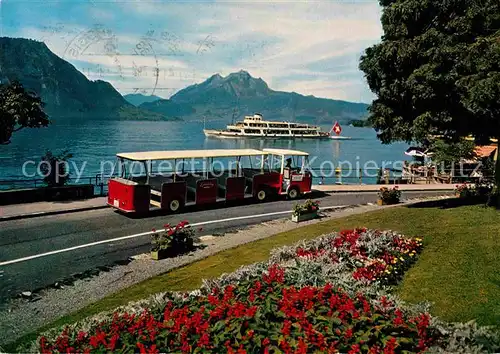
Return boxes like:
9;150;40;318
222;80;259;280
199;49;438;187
0;205;109;222
317;188;455;193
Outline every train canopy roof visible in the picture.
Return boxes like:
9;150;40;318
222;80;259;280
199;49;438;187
262;148;309;157
116;149;268;161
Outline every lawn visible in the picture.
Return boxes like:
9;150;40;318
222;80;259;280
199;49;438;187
6;202;500;350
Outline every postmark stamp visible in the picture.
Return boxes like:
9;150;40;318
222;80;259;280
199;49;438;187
196;34;216;55
44;24;203;98
130;30;160;95
63;24;124;81
130;28;198;96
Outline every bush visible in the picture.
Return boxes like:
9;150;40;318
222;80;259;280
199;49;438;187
455;183;494;199
151;221;195;256
40;149;73;187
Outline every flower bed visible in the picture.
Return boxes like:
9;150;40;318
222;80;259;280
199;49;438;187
455;183;493;198
31;229;499;353
378;187;401;205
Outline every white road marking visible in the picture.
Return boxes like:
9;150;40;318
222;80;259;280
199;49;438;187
0;205;346;267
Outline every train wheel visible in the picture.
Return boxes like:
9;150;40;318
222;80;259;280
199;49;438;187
169;199;181;213
287;187;300;200
256;188;268;202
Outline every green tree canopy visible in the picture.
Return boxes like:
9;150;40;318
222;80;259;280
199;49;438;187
359;0;500;185
40;149;73;187
0;80;50;144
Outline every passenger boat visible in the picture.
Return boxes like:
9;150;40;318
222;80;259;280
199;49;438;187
203;113;330;139
107;148;313;214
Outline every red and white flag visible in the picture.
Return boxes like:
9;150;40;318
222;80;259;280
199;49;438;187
331;121;342;135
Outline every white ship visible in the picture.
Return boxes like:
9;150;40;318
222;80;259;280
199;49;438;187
203;113;332;139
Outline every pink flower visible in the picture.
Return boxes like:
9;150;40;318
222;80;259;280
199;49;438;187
151;228;156;233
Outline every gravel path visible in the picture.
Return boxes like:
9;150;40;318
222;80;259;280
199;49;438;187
0;197;450;347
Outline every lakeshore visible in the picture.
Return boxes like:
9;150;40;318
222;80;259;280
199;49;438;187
0;120;407;185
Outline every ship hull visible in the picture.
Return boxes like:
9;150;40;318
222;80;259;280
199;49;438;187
203;129;331;139
329;135;352;140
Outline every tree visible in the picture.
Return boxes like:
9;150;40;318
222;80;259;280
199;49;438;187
40;149;73;187
359;0;500;187
0;80;50;144
428;138;477;171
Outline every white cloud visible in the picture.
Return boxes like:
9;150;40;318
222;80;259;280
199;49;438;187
172;1;382;101
87;6;115;22
12;0;382;102
279;78;372;102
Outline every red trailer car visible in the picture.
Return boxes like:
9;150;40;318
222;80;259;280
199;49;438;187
107;148;312;214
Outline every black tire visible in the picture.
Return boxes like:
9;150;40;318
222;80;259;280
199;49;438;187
287;187;300;200
255;187;268;202
168;199;182;213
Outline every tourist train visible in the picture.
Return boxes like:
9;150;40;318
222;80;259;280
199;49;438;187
107;148;312;214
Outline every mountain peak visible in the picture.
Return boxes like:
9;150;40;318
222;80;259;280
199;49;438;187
171;70;270;102
207;73;223;82
226;70;252;80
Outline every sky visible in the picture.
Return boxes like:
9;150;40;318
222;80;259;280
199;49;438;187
1;0;383;103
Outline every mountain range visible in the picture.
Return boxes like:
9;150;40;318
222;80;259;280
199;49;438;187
138;71;369;123
0;37;179;122
1;37;369;124
123;93;163;106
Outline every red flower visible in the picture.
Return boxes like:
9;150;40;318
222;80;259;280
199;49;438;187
368;345;381;354
108;334;120;351
76;331;87;342
89;329;107;348
137;342;146;354
349;344;361;354
383;337;398;354
151;228;156;233
297;337;307;354
148;344;159;354
281;320;292;336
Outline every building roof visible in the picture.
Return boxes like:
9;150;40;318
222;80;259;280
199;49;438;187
262;148;309;156
475;145;497;158
116;149;267;161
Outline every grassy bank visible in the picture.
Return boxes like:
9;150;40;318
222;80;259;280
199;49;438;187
6;202;500;350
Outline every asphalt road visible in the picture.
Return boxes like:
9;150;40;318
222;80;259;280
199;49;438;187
0;191;451;303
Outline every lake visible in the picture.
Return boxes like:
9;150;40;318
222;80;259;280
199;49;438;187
0;120;409;187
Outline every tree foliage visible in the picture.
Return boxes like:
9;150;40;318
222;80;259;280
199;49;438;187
0;80;50;144
359;0;500;191
40;149;73;187
359;0;500;145
428;138;477;170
